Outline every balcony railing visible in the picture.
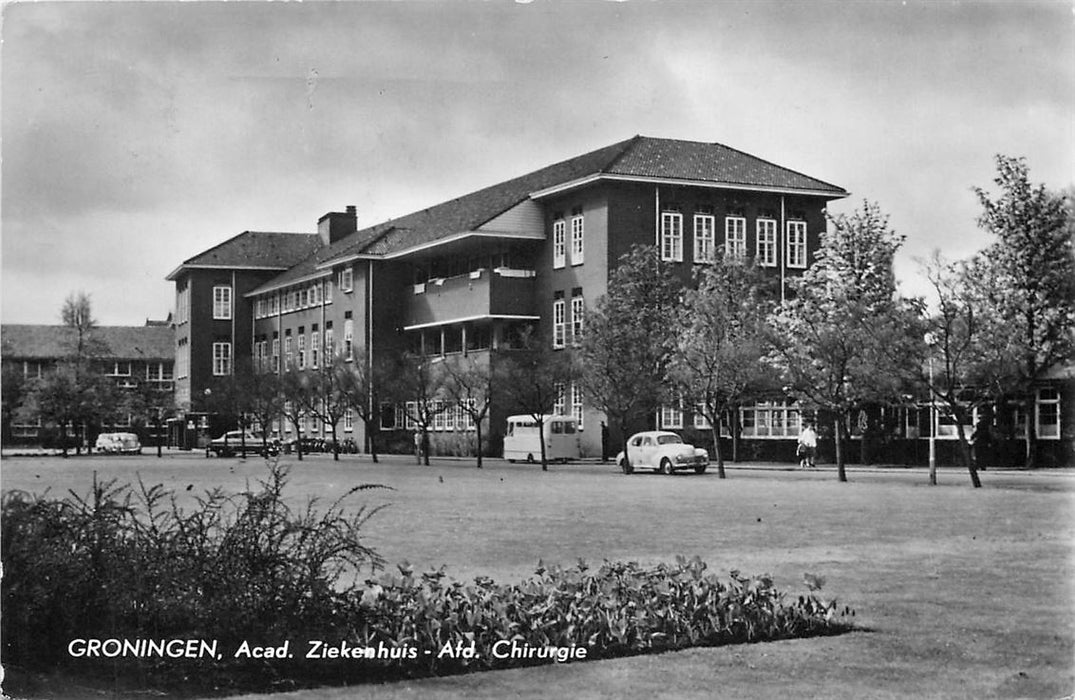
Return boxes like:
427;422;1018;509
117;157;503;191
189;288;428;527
407;268;535;327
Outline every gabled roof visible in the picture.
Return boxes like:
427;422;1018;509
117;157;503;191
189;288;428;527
1;324;175;361
166;231;321;280
314;135;847;266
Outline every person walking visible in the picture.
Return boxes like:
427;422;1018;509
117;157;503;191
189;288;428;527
797;421;818;469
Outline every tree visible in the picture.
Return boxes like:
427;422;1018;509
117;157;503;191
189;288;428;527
439;352;503;468
920;253;1017;487
60;291;101;358
389;353;449;466
768;202;921;482
972;155;1075;468
670;258;774;478
278;367;309;461
2;363;27;445
336;348;393;463
297;356;351;461
123;374;178;458
498;327;575;471
578;245;681;469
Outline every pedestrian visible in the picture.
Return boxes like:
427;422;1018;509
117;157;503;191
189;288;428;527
413;430;423;464
797;421;818;469
600;421;610;462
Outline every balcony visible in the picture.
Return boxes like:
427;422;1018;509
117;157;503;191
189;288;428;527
406;268;536;329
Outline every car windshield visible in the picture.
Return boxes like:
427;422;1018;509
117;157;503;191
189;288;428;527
657;434;683;445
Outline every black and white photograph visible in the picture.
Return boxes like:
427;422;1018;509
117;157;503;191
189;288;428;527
1;1;1072;698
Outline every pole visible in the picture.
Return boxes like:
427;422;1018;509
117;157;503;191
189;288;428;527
928;352;937;485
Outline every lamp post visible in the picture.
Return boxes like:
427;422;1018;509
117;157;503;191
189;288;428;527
924;332;937;485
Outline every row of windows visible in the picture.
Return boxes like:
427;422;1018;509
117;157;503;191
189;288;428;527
402;400;479;432
253;279;337;320
659;213;808;268
657;391;1063;441
552;293;584;349
552;213;585;269
254;320;356;372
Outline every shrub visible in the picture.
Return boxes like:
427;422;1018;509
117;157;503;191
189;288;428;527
1;462;389;692
348;557;854;677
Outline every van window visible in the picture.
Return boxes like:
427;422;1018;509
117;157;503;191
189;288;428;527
563;421;576;434
551;421;564;435
506;423;514;437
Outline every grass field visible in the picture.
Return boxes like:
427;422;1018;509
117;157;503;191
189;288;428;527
2;451;1073;699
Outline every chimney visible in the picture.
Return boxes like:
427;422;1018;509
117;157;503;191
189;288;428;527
318;205;358;245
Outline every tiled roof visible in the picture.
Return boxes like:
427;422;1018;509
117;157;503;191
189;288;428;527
603;137;847;193
320;135;846;262
168;231;322;279
2;324;175;361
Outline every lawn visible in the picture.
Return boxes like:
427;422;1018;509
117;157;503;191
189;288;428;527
2;452;1073;699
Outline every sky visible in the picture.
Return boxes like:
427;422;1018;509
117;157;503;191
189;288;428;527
2;0;1072;326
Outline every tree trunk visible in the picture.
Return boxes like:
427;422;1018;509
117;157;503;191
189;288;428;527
422;429;431;466
1024;418;1038;470
475;422;483;469
954;411;982;488
834;415;847;483
367;420;380;463
331;425;340;461
731;410;741;462
710;424;726;479
538;421;548;471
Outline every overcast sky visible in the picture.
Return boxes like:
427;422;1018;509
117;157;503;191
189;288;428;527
2;1;1072;326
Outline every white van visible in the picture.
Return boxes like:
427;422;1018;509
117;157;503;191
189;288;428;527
503;414;581;463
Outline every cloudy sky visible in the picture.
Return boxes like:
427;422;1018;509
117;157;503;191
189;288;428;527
2;1;1072;325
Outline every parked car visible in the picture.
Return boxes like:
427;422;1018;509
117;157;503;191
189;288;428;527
209;431;277;458
615;431;708;475
94;432;142;455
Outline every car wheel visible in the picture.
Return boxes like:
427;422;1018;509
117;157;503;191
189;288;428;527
526;453;535;463
694;464;707;474
660;459;674;475
620;459;634;475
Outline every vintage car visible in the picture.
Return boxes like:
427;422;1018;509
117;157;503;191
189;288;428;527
209;430;276;458
615;431;708;475
94;432;142;455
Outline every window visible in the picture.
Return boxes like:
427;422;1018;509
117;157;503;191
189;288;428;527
344;409;354;432
325;329;334;359
212;342;232;376
694;403;711;429
213;286;232;320
553;220;566;269
1038;387;1061;439
787;220;807;269
693;214;715;263
739;402;802;438
725;217;746;258
554;383;566;416
571;384;584;429
339;267;353;292
756;218;777;267
661;211;683;262
571;295;584;346
552;299;566;349
271;338;280;371
343;319;354;360
324;279;333;304
284;336;293;370
571;214;584;265
107;361;131;376
297;334;306;369
175;285;190;325
310;331;320;369
660;400;683;430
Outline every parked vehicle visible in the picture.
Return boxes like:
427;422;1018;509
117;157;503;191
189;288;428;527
209;431;276;458
503;414;581;463
616;431;708;475
94;432;142;455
